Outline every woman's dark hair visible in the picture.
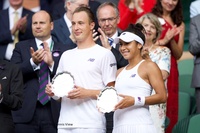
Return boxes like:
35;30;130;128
151;0;183;26
125;23;146;45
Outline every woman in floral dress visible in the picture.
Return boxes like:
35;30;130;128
137;13;171;133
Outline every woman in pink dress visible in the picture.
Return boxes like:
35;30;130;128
151;0;185;132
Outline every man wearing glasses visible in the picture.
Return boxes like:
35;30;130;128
97;2;128;70
51;0;89;48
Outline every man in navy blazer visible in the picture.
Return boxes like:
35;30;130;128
11;10;72;133
0;0;34;61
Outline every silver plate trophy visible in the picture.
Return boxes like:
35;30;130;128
97;86;119;113
51;71;74;97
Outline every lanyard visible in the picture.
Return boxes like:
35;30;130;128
39;41;54;51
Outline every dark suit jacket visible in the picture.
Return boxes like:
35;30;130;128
97;32;128;69
111;45;128;69
0;8;34;60
10;39;71;126
51;17;76;48
112;31;128;69
189;14;200;87
0;60;23;132
51;1;65;20
40;0;64;13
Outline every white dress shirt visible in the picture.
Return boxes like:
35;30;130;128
64;13;72;33
5;6;23;60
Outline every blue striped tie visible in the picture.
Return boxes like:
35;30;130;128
38;44;49;105
108;38;114;46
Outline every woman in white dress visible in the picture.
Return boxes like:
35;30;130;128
112;23;167;133
137;13;171;133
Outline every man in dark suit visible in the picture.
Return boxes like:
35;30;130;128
0;59;23;133
0;0;34;61
97;2;128;70
11;10;72;133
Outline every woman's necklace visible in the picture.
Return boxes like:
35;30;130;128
148;44;154;51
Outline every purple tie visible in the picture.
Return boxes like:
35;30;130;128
38;44;49;105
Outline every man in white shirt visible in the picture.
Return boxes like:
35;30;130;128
46;7;117;133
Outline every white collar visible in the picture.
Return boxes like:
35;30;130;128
9;6;23;17
64;13;72;32
35;37;53;49
108;30;118;40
